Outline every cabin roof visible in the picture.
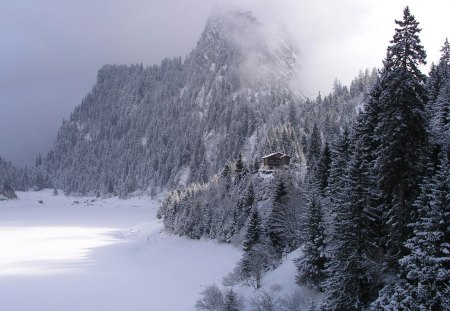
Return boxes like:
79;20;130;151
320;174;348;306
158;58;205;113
261;152;291;159
261;152;283;159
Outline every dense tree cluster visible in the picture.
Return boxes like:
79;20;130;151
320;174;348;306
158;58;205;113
159;64;370;291
0;155;48;192
192;7;449;311
295;7;449;310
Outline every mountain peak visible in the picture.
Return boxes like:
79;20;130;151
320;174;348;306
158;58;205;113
198;8;259;47
196;8;298;89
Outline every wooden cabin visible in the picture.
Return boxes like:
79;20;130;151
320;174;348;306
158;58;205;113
261;152;291;170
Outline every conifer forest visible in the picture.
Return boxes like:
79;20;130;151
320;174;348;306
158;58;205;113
0;4;449;311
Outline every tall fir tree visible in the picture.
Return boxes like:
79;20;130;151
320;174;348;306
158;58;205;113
295;192;326;290
323;139;380;310
431;77;450;149
427;38;450;104
353;114;386;271
223;289;241;311
242;207;262;252
397;152;449;310
306;123;322;170
314;142;332;195
268;175;290;255
235;153;248;183
373;6;428;268
372;152;450;310
428;39;450;159
326;127;351;219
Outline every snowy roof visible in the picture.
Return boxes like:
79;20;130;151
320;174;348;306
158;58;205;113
261;152;291;159
261;152;283;159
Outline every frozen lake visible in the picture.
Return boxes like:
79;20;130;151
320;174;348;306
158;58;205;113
0;190;241;311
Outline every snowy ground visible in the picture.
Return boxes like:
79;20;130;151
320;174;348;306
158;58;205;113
0;190;241;311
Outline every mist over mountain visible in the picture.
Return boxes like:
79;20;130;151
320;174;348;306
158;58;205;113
1;9;365;196
43;10;295;195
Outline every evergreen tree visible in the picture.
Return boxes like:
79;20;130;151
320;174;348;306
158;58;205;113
1;181;17;199
314;142;332;194
35;172;44;191
326;127;351;218
323;142;380;310
268;176;290;255
307;123;322;169
221;164;231;179
235;154;244;173
353;100;387;269
241;207;276;289
243;207;262;252
235;154;248;183
35;153;42;167
295;192;326;290
272;176;289;205
395;153;450;310
220;164;232;191
223;289;241;311
431;76;450;148
428;39;450;163
427;38;450;104
374;6;428;267
243;183;255;217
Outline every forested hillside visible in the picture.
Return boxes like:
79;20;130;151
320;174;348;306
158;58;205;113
161;7;450;311
0;10;369;196
0;156;32;192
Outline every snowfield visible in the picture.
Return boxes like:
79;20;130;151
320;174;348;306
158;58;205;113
0;190;242;311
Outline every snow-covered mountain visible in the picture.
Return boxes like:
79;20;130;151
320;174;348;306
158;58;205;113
1;9;366;196
39;10;304;196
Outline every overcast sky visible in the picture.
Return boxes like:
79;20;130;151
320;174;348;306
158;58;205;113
1;0;449;167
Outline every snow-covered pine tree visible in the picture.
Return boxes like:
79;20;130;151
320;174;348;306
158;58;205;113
431;75;450;149
240;183;255;224
397;152;449;309
242;207;262;253
427;38;450;105
0;156;28;192
432;80;450;151
325;127;351;219
306;123;322;170
349;127;386;303
428;39;450;163
268;175;290;256
235;154;248;183
373;6;428;269
295;191;326;290
353;91;388;268
223;289;241;311
314;142;332;195
241;207;263;276
371;152;450;310
322;137;380;310
272;175;289;206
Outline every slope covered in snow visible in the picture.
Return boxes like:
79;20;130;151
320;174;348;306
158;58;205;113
0;190;241;311
238;250;321;310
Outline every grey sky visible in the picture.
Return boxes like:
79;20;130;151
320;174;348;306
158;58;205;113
1;0;449;167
